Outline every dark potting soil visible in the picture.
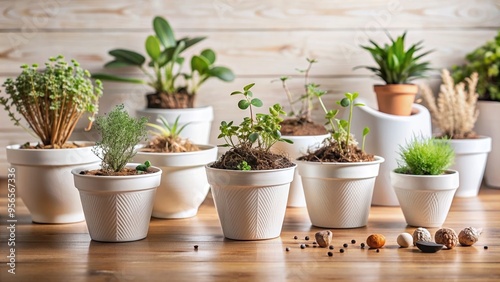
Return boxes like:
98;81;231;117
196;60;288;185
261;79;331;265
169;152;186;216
79;167;156;176
211;146;294;170
20;142;84;149
280;118;328;136
298;141;375;163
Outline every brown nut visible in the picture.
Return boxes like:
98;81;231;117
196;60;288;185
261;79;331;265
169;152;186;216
458;227;482;246
315;230;333;248
413;227;432;246
435;227;458;249
366;234;386;249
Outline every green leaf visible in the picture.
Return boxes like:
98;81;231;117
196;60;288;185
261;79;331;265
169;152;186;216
91;74;147;84
104;60;135;68
250;98;263;107
238;99;250;109
153;16;176;48
208;67;235;82
191;55;210;74
282;138;293;144
244;83;255;91
339;97;350;107
363;127;370;136
201;49;216;64
178;36;206;51
248;132;259;143
109;49;145;66
230;91;242;95
145;35;162;61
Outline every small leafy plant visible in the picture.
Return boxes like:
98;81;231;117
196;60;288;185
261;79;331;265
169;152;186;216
136;160;151;174
299;92;373;162
93;16;235;109
93;104;148;173
212;83;294;170
451;31;500;101
395;137;455;175
0;55;103;148
143;116;199;153
421;69;479;139
355;32;432;84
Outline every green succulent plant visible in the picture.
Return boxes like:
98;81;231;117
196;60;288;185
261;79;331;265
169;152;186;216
93;16;235;109
451;30;500;101
356;32;432;84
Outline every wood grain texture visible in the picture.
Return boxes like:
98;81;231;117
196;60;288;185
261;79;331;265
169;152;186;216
0;179;499;281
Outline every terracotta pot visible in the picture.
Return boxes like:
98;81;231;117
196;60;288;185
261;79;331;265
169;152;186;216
374;84;419;116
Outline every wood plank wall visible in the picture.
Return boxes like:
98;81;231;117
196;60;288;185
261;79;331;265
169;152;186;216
0;0;499;176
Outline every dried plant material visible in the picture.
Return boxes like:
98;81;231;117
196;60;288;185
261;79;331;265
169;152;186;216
143;136;199;153
435;227;458;249
421;69;479;139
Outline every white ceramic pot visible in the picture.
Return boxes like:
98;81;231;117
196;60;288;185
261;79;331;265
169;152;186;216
205;164;296;240
349;99;431;206
450;137;491;197
271;134;329;207
72;164;161;242
474;101;500;188
137;106;213;144
391;170;459;228
6;142;99;223
133;145;217;218
297;156;384;228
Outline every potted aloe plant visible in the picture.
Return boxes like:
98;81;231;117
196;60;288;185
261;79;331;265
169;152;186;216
452;30;500;188
72;105;162;242
0;56;102;223
356;32;432;116
296;92;384;228
133;116;217;219
270;58;329;207
391;137;459;227
205;83;296;240
93;16;235;144
421;69;491;197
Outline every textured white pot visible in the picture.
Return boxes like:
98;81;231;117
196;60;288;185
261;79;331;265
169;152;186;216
6;142;99;223
349;99;431;206
133;145;217;218
271;134;329;207
450;137;491;197
297;156;384;228
72;164;161;242
205;164;296;240
391;170;459;228
474;101;500;188
137;106;213;144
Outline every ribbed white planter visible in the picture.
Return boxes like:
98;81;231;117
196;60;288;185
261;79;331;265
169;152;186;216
450;137;491;197
133;145;217;218
137;106;213;144
6;142;99;223
391;170;459;228
72;164;161;242
205;164;296;240
297;156;384;228
474;101;500;188
271;134;329;207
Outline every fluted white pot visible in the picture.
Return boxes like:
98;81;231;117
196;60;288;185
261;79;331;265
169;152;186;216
72;164;161;242
391;170;459;228
474;101;500;188
133;145;217;218
450;137;491;197
271;134;329;207
205;164;296;240
297;156;384;228
6;142;99;223
137;106;213;144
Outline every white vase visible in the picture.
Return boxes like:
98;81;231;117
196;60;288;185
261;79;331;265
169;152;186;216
271;134;329;207
450;137;491;197
136;106;213;144
297;156;384;228
72;164;161;242
349;99;431;206
6;142;99;223
133;145;217;218
474;101;500;188
391;170;459;228
205;164;296;240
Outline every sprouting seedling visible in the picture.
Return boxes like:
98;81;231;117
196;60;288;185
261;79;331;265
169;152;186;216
136;160;151;173
147;115;189;139
362;127;370;152
237;161;251;171
231;82;263;124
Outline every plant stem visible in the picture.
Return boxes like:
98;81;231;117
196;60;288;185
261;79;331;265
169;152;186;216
281;79;297;115
346;99;353;151
317;96;336;134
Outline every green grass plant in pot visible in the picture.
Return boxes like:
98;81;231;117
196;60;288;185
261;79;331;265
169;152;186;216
391;137;458;227
0;55;103;223
356;32;432;116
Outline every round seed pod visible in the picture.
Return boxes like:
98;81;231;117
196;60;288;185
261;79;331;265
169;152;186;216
413;227;432;246
458;227;482;246
366;234;386;249
397;233;413;248
435;227;458;249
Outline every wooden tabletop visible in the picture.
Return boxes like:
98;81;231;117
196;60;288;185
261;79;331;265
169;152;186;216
1;180;499;282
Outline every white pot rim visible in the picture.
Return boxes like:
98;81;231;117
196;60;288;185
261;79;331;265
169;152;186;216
137;106;214;122
296;156;384;179
295;155;385;166
135;144;217;167
391;169;459;191
206;163;296;186
72;163;161;179
447;136;492;154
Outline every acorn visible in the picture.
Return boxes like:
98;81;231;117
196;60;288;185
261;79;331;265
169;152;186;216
366;234;385;249
458;227;482;246
435;227;458;249
413;227;432;246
